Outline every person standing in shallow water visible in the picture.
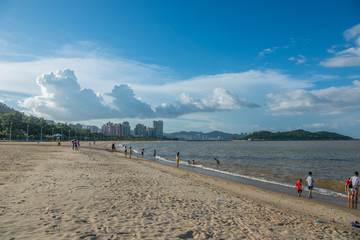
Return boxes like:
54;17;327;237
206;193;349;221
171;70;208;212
153;150;156;160
295;179;302;197
306;172;314;199
176;152;180;168
351;171;359;207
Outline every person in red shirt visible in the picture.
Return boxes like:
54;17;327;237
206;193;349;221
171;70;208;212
345;177;352;207
295;179;302;197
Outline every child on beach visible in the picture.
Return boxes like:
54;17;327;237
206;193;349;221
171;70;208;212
124;146;127;158
176;152;180;168
129;147;132;158
306;172;314;199
296;179;302;197
346;177;353;206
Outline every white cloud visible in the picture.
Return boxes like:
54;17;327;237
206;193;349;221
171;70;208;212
288;54;306;64
154;88;260;118
344;23;360;41
321;23;360;67
296;55;306;64
257;47;278;57
19;69;115;121
19;69;261;121
133;69;312;106
267;80;360;115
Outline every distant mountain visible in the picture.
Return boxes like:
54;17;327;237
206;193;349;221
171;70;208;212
0;103;16;114
241;130;353;141
165;130;247;140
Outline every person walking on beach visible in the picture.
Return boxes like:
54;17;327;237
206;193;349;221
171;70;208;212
214;158;220;165
112;143;116;152
176;152;180;168
141;148;144;156
295;179;302;197
351;171;359;206
74;139;78;150
306;172;314;199
124;146;127;158
346;177;353;207
129;147;132;158
153;150;156;160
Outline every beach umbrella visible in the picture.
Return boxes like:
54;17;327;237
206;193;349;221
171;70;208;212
54;133;62;137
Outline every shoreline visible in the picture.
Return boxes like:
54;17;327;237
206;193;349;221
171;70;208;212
1;142;359;239
119;142;354;209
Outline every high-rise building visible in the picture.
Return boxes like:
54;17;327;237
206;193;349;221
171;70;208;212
102;122;114;135
134;123;146;137
114;123;123;136
153;120;163;138
89;125;100;133
122;121;131;136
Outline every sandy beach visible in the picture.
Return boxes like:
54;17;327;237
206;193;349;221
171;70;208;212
0;142;359;239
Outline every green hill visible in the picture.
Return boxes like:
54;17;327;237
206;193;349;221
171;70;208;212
0;103;16;114
241;129;353;141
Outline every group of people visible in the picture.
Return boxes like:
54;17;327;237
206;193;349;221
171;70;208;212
295;171;359;207
295;172;314;198
71;139;80;150
345;171;359;208
122;145;133;158
176;152;220;168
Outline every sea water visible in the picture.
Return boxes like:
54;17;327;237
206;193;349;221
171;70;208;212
120;140;360;199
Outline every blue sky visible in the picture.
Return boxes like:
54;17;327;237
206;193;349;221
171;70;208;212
0;0;360;137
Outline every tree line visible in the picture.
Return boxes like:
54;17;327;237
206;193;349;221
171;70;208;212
0;111;163;142
240;130;353;141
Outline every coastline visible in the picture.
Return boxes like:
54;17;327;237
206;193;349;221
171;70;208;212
0;142;359;239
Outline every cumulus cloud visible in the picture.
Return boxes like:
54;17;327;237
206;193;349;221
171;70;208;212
20;69;115;120
19;69;260;121
154;88;260;118
267;80;360;115
108;84;155;118
321;23;360;67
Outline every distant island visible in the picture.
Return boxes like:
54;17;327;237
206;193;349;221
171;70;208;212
240;130;353;141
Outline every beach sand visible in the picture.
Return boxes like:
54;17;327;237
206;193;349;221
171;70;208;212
0;142;359;239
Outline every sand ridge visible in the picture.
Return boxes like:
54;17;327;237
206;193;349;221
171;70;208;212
0;142;359;239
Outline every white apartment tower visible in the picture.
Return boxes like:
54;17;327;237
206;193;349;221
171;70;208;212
153;120;163;138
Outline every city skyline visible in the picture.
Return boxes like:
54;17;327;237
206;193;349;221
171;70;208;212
0;1;360;137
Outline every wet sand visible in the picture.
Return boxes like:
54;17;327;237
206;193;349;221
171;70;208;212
0;142;359;239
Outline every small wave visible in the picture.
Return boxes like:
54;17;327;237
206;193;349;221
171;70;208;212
119;143;347;199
